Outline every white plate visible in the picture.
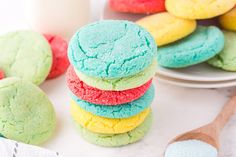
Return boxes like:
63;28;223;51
156;73;236;88
157;63;236;82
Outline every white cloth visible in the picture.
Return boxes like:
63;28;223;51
0;138;63;157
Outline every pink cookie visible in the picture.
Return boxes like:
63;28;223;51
0;69;4;80
109;0;166;14
66;65;152;105
44;34;70;79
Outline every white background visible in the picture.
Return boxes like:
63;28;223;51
1;0;236;157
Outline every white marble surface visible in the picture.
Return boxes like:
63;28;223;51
1;0;236;157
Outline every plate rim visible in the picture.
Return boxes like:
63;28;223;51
157;64;236;82
156;74;236;88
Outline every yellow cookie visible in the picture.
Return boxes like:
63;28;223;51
166;0;236;19
136;12;196;46
70;100;150;134
219;6;236;31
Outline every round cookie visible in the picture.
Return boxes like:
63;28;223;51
66;65;152;105
157;26;225;68
219;6;236;31
44;34;69;79
75;60;157;91
208;31;236;71
166;0;236;19
74;112;152;147
0;30;52;85
136;12;197;46
68;20;157;79
70;85;154;118
0;69;4;80
71;101;150;134
109;0;165;14
0;78;56;145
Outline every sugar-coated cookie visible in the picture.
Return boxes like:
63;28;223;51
70;85;154;118
71;101;150;134
136;12;197;46
208;31;236;71
157;26;225;68
66;65;152;105
0;69;4;80
44;34;69;79
0;30;52;85
166;0;236;19
75;60;157;91
219;6;236;31
68;20;157;79
109;0;165;14
0;78;56;145
74;112;152;147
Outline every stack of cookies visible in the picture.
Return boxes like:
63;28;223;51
109;0;236;72
66;20;157;147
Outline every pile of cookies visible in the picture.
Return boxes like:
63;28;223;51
0;30;69;84
110;0;236;72
66;20;157;147
0;30;69;144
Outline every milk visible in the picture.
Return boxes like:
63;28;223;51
24;0;90;40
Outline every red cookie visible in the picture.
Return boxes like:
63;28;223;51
44;34;70;79
66;65;152;105
0;69;4;80
109;0;166;14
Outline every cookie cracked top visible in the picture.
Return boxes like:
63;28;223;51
68;20;157;79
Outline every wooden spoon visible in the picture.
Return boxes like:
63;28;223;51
165;94;236;154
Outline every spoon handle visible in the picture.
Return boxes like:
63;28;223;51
213;95;236;131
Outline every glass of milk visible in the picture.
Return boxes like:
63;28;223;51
24;0;90;40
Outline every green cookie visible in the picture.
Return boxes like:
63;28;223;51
0;78;56;145
0;30;52;85
208;31;236;71
74;113;152;147
75;60;157;91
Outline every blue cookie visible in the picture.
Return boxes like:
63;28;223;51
68;20;157;79
157;26;225;68
70;85;154;119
